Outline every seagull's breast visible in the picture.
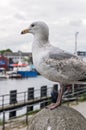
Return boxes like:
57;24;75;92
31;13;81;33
32;46;48;72
32;40;49;69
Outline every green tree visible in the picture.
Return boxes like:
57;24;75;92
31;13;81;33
0;49;12;54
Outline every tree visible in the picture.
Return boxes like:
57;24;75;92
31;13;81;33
0;49;13;55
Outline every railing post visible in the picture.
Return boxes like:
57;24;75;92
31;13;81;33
24;92;26;103
2;95;5;130
72;84;75;96
2;111;5;130
2;95;4;109
76;88;79;105
26;106;28;125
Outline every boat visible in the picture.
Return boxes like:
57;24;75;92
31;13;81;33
17;70;38;78
0;72;9;79
17;65;38;78
9;62;38;78
0;68;9;79
9;72;22;79
6;70;22;79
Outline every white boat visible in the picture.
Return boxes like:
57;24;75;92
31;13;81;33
9;73;22;78
0;73;9;79
6;71;22;79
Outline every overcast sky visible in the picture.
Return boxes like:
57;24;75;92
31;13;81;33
0;0;86;53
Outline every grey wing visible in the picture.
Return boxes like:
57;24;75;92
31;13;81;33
49;48;76;60
44;48;86;82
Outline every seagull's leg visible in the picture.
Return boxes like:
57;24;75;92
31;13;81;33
50;83;64;110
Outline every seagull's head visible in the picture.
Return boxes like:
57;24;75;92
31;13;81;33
21;21;49;40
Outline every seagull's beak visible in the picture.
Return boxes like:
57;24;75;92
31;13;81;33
21;28;29;34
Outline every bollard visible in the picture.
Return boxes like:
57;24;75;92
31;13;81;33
40;86;48;108
9;90;17;119
28;88;34;100
51;84;58;103
41;85;47;97
10;90;17;104
9;111;16;119
27;88;34;112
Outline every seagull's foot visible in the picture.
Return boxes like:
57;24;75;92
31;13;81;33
50;102;61;110
45;102;61;110
45;103;55;109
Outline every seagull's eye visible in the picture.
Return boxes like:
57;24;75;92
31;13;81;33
31;24;35;27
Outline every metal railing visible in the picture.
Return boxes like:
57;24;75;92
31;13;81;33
0;87;52;110
0;85;86;130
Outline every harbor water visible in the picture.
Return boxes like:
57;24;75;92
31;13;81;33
0;75;58;95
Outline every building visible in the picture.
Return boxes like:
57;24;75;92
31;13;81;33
3;51;32;63
77;51;86;57
77;51;86;61
0;55;9;70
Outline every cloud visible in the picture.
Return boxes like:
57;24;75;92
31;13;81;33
14;12;26;21
69;19;83;27
0;0;86;52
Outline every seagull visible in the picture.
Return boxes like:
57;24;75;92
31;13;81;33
21;21;86;109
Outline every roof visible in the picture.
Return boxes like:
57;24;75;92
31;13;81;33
3;52;32;57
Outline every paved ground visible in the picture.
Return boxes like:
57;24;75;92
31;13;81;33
71;101;86;118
